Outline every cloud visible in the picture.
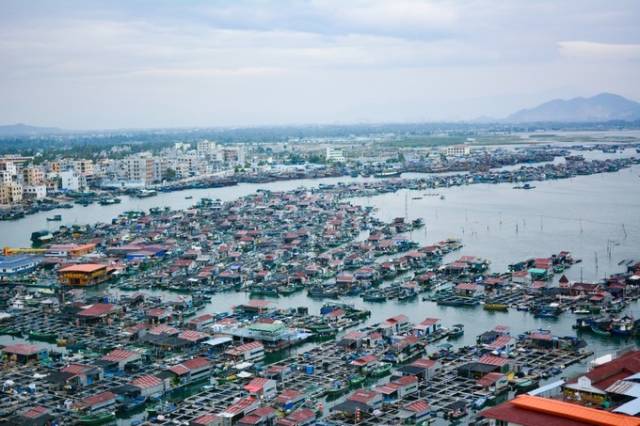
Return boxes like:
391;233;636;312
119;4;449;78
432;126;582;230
0;0;639;128
558;41;640;61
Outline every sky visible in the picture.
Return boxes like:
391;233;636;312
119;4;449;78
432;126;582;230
0;0;639;129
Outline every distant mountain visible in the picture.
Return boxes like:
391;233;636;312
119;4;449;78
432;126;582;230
0;123;64;136
506;93;640;123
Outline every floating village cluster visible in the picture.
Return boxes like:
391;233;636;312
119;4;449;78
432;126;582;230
0;152;639;425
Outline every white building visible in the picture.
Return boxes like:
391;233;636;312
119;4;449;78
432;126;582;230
0;171;14;185
444;144;471;157
23;185;47;200
197;140;217;155
59;170;82;191
325;147;345;163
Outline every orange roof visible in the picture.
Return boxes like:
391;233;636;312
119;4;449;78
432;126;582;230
59;263;106;273
511;395;640;426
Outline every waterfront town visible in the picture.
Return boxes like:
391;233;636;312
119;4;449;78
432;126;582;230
0;135;639;425
1;136;639;220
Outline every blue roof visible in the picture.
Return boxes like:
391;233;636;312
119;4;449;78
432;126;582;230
0;255;40;268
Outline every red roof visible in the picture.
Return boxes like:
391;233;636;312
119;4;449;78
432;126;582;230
583;350;640;390
2;343;40;356
411;358;437;369
275;389;303;404
222;396;257;415
226;341;264;356
395;375;418;386
285;408;315;422
149;324;179;335
348;389;379;404
131;374;162;389
78;303;116;317
101;349;139;362
419;317;440;326
21;406;49;419
456;282;478;291
404;399;430;413
59;263;106;273
482;395;640;426
244;377;273;393
192;414;220;426
351;354;377;366
479;354;510;367
182;357;210;370
61;363;93;375
477;372;505;388
486;335;514;350
168;364;190;376
76;391;116;408
179;330;209;342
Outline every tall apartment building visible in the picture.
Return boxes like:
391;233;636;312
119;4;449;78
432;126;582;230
218;146;245;165
124;157;156;186
0;181;23;205
22;166;45;186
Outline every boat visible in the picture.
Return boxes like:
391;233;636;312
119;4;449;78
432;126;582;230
117;396;147;413
362;290;386;302
473;397;488;410
483;303;509;312
46;214;62;221
611;316;634;337
77;411;116;425
185;195;193;199
553;264;565;273
447;324;464;339
28;331;57;343
98;197;121;205
374;170;402;178
514;378;539;393
590;324;611;336
349;375;366;388
513;183;536;190
411;196;423;200
31;230;54;244
326;381;348;398
135;189;157;198
371;363;392;378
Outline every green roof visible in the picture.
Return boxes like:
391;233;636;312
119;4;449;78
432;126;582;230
248;322;285;333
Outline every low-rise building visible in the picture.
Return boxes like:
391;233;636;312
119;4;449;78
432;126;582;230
58;263;109;286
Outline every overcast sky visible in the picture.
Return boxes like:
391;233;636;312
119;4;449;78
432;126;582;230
1;0;639;129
